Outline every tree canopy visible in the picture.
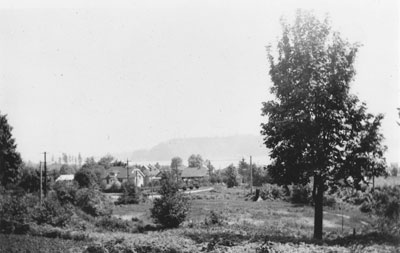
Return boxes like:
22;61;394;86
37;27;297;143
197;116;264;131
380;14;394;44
188;154;203;168
170;157;183;169
261;10;386;239
0;112;22;186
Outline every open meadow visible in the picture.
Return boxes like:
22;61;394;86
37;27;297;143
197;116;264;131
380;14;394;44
2;183;398;253
375;176;400;187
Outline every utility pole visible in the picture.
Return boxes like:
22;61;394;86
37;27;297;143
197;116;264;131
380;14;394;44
135;169;138;186
43;152;47;197
176;163;179;183
39;161;43;205
126;159;129;182
250;156;253;194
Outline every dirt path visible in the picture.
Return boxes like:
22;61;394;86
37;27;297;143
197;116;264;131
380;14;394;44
147;187;214;200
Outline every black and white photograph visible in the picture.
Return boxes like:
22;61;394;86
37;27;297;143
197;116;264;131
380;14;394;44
0;0;399;252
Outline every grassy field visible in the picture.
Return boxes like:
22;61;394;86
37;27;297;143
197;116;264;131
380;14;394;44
0;234;87;253
2;186;399;252
105;186;397;252
374;176;400;187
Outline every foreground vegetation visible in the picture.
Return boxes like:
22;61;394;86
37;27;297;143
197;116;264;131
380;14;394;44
1;181;399;252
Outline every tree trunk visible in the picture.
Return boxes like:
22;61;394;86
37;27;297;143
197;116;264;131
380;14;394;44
313;176;324;240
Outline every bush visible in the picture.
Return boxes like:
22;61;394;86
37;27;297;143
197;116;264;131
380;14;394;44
52;181;77;205
259;184;286;200
289;184;312;204
323;195;337;208
29;224;88;241
32;194;73;227
85;238;134;253
103;181;122;193
150;173;190;228
204;210;226;226
76;188;112;217
223;165;239;188
95;216;139;233
0;194;36;234
115;181;141;205
370;186;400;235
151;193;190;228
74;168;98;188
391;165;398;177
18;167;41;193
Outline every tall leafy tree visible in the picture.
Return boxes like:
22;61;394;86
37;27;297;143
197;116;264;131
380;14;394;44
205;159;215;177
0;112;22;186
188;154;203;168
59;164;75;175
78;153;82;168
222;164;238;188
170;156;183;169
18;165;41;193
98;154;114;169
170;156;183;182
62;153;68;164
84;156;96;167
261;10;386;239
238;158;250;183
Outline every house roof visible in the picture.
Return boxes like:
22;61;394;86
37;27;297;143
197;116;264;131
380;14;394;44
141;165;160;177
181;166;209;178
108;166;145;179
56;174;74;181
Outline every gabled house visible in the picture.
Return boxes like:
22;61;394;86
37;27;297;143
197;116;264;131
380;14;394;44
105;166;145;187
142;164;161;183
181;165;209;183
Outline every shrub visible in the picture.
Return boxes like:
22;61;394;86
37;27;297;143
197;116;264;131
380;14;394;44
95;216;139;233
0;194;36;234
52;181;77;205
370;186;400;235
391;164;398;177
18;167;41;193
204;210;226;226
151;193;190;228
32;194;73;227
150;173;190;228
115;181;141;205
259;184;286;200
223;164;239;188
74;168;98;188
76;188;112;217
289;184;312;204
29;224;88;241
85;238;134;253
103;181;122;193
323;195;337;208
371;186;400;219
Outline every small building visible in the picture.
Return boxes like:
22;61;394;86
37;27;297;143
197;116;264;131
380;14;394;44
55;174;74;182
181;166;209;183
106;166;145;187
142;164;161;183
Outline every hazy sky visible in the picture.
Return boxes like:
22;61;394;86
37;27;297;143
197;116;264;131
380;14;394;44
0;0;399;164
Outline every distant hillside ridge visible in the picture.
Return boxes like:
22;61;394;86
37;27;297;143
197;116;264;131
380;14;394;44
126;135;268;162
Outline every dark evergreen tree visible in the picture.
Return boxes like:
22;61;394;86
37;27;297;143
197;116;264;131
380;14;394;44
0;112;22;186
